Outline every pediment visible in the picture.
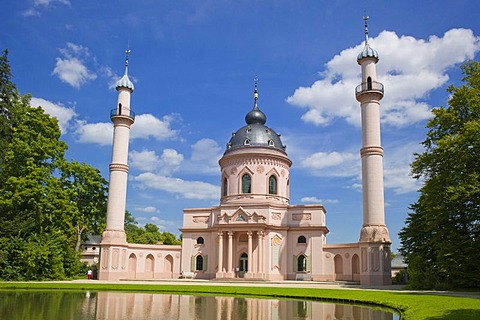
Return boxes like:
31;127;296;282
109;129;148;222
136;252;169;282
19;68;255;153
216;207;266;224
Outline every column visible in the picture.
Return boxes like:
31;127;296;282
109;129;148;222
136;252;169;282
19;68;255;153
256;231;262;275
227;232;233;275
247;231;253;274
218;232;224;275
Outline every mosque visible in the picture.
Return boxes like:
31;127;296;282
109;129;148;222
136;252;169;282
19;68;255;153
98;19;392;285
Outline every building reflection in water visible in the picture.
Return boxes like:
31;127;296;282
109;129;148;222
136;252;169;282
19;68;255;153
94;292;395;320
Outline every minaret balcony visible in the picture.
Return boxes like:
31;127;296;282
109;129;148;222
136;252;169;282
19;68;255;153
110;108;135;121
355;81;384;100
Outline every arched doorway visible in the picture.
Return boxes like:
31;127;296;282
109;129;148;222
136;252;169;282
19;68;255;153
165;255;174;278
238;253;248;278
128;253;137;279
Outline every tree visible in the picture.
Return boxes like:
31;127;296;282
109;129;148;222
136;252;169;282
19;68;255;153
124;212;181;245
60;161;107;251
399;61;480;289
0;50;107;280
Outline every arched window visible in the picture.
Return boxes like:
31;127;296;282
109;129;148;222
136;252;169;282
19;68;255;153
298;235;307;244
196;255;204;271
298;255;307;272
222;177;228;197
196;237;204;245
268;139;274;147
268;175;277;194
241;174;251;193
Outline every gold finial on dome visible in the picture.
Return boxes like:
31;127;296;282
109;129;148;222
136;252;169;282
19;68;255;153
254;75;259;106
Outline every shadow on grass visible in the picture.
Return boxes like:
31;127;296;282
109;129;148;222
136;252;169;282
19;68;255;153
426;309;480;320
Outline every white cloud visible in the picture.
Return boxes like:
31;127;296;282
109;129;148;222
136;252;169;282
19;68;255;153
74;120;113;146
21;8;40;16
133;172;219;200
287;28;480;128
34;0;70;6
129;150;160;172
134;206;159;214
53;42;97;88
22;0;69;16
383;141;423;194
74;113;179;146
148;216;177;231
301;196;339;204
184;138;223;174
30;97;76;134
160;149;184;175
301;151;359;177
129;148;184;175
131;114;179;140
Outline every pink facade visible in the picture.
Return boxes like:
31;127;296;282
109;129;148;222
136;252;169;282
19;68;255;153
99;22;392;284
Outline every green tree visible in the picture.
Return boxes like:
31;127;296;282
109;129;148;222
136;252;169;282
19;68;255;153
0;49;106;280
124;212;181;245
60;160;108;251
399;61;480;289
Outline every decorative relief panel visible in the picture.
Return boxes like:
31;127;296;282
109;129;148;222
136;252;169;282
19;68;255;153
256;165;265;174
361;248;368;272
271;212;281;220
193;216;209;223
271;235;282;270
112;249;119;270
230;168;237;175
292;213;311;221
371;248;380;272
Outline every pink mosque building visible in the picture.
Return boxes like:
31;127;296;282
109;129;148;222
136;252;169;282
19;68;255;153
99;19;392;285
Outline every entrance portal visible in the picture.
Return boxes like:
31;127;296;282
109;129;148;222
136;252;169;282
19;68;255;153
239;253;248;278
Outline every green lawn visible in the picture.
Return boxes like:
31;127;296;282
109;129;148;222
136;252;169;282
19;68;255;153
0;282;479;319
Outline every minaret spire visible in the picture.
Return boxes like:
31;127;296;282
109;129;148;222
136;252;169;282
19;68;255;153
124;48;131;75
363;15;370;45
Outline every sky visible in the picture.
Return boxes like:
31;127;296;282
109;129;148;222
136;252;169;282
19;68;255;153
1;1;479;251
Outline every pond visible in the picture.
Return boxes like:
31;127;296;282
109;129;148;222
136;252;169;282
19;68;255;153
0;291;399;319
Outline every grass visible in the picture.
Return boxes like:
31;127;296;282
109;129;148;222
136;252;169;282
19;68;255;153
0;282;479;319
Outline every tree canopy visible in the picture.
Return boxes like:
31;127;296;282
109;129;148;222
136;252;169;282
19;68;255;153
0;50;107;280
399;61;480;289
124;211;181;245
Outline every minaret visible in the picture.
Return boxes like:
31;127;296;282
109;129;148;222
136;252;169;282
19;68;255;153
102;49;135;244
355;17;391;285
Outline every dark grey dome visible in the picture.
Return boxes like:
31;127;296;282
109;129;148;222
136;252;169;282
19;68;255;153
245;105;266;125
225;104;286;154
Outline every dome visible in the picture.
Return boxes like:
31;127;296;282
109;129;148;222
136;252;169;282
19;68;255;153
225;122;286;154
116;74;134;91
225;104;286;154
357;44;379;62
225;80;286;154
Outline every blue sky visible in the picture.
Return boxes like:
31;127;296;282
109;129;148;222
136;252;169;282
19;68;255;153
2;1;479;251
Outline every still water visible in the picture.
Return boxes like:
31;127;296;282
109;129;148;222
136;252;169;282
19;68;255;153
0;291;399;320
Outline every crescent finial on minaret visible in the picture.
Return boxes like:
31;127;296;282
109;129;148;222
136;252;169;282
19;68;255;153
362;15;370;45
